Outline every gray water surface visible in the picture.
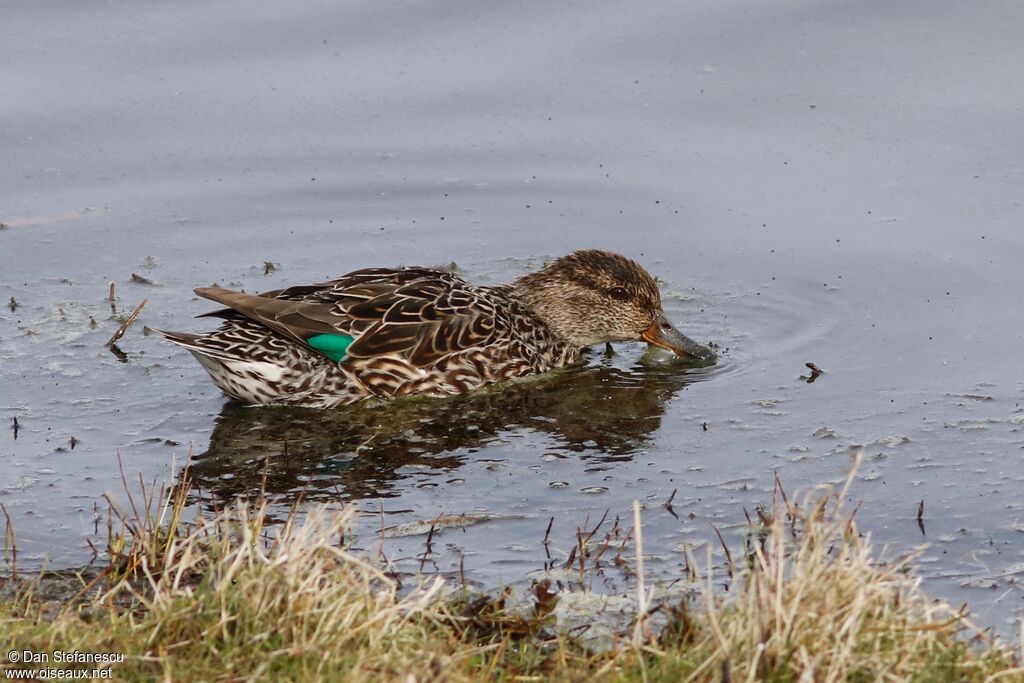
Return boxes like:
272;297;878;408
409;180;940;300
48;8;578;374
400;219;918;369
2;0;1024;631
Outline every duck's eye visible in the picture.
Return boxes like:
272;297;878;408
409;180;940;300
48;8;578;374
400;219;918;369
607;287;629;301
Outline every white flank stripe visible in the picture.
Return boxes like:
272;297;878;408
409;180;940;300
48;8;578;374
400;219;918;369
224;360;286;383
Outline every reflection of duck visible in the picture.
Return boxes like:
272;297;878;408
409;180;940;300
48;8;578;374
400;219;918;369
188;354;710;504
160;250;714;407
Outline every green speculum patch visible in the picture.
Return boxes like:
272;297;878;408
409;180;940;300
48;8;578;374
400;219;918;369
306;333;354;362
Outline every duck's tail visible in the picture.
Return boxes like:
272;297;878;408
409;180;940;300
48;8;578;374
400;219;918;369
155;329;239;362
156;329;280;403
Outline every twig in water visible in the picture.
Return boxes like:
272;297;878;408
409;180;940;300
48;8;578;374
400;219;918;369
576;527;587;581
375;501;386;562
664;488;679;520
590;531;614;567
115;450;143;530
544;518;552;561
774;470;799;540
1;502;16;580
106;298;147;347
710;523;735;579
583;509;609;544
683;543;698;582
917;499;926;535
418;523;437;573
632;500;649;647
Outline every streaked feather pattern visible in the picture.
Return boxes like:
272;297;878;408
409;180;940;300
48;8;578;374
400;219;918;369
160;266;578;407
160;250;714;407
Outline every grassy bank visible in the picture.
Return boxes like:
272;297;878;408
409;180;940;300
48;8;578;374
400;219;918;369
2;459;1022;682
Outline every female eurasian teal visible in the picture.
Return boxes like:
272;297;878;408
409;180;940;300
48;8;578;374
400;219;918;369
159;250;714;407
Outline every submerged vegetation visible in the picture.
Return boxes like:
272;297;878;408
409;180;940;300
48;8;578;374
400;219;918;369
1;458;1021;682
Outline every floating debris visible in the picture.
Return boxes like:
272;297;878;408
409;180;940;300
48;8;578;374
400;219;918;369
263;261;278;275
532;578;559;618
11;417;19;440
802;362;824;383
945;393;993;402
12;475;39;491
752;398;780;408
8;296;17;312
383;512;518;538
947;420;994;431
917;500;926;535
130;273;154;285
70;436;78;450
108;344;128;363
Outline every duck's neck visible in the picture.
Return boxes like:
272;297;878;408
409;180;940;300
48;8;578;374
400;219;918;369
510;275;587;349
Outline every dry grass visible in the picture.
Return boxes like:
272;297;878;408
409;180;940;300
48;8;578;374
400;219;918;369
2;458;1022;682
640;460;1024;682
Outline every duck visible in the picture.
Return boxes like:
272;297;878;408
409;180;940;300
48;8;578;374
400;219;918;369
158;249;715;408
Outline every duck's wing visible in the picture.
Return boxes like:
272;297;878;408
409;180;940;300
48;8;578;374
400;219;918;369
194;268;507;366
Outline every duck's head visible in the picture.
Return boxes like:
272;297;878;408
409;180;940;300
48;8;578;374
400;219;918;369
512;249;715;362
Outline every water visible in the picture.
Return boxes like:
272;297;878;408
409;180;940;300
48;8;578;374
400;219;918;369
2;0;1023;631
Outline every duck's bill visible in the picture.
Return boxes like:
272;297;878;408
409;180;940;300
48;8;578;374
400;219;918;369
641;315;716;362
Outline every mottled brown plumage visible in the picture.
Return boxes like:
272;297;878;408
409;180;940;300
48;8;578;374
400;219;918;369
158;250;714;407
